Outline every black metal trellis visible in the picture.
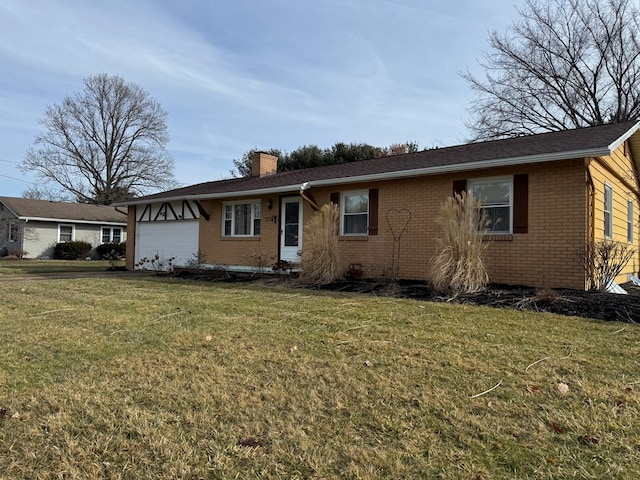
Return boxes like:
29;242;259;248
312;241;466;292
385;208;411;280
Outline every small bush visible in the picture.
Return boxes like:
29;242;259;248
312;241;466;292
579;239;636;291
54;241;93;260
299;203;340;285
96;242;126;260
431;192;489;295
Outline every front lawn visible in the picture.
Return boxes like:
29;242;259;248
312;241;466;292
0;277;638;478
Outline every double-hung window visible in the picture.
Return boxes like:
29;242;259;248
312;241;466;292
628;199;634;244
341;191;369;235
102;227;122;243
469;177;513;234
8;222;17;242
223;201;261;237
58;224;74;242
604;184;613;238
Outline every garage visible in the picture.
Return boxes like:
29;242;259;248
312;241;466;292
134;220;199;269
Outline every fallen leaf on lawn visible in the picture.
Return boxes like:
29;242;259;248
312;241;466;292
239;437;262;448
558;382;570;395
289;345;298;353
205;335;213;342
551;421;565;434
526;385;542;394
364;360;373;367
579;435;600;445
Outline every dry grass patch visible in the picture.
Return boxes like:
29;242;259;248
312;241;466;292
0;277;639;478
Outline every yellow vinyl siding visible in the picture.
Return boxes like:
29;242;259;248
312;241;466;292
588;141;640;283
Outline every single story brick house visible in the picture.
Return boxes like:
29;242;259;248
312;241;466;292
0;197;127;259
118;121;640;290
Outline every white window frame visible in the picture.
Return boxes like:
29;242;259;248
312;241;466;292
468;176;513;234
8;222;17;242
627;199;634;244
58;224;75;243
222;200;261;237
101;227;123;244
341;191;369;236
604;184;613;238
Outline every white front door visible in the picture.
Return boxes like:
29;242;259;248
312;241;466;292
280;196;303;262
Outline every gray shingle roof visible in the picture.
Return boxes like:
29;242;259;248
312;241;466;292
124;121;640;204
0;197;127;224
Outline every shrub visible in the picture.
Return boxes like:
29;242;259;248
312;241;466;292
96;242;126;260
431;192;489;295
579;239;636;291
54;241;93;260
299;203;340;285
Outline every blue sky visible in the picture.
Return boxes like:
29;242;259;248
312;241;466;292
0;0;517;198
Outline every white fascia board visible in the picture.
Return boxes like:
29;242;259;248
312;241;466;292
122;146;613;205
19;216;127;226
607;121;640;152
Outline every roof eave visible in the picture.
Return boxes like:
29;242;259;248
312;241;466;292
119;146;613;206
19;216;127;226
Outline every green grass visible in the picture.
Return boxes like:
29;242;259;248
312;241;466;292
0;259;113;275
0;276;639;479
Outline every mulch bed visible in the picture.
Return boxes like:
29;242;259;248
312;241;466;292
173;269;639;323
316;279;640;323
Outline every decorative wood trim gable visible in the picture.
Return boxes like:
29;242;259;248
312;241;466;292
137;201;201;222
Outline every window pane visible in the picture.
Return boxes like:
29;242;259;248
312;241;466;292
253;219;261;236
113;228;122;243
102;228;111;243
60;226;73;242
344;214;368;235
472;181;510;205
628;201;634;243
483;206;511;233
234;204;251;235
604;185;613;237
285;224;299;246
345;194;368;213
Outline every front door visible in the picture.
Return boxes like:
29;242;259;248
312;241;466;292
280;196;303;262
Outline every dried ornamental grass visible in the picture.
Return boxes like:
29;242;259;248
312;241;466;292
431;191;489;295
299;203;340;285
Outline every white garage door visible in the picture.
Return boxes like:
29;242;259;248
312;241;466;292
135;220;199;269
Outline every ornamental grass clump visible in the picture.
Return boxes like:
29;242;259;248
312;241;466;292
431;191;489;295
299;203;340;285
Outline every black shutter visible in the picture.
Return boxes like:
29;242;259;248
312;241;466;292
453;180;466;197
513;174;529;234
368;188;379;235
330;192;340;205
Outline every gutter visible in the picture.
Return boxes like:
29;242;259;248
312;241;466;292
18;216;127;226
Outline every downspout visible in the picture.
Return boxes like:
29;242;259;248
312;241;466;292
299;182;320;211
585;166;596;245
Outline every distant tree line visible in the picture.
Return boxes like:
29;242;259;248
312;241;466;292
230;141;420;177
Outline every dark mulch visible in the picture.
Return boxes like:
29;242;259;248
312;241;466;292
172;269;639;323
316;279;640;323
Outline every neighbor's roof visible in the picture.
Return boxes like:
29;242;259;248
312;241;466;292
0;197;128;224
120;121;640;205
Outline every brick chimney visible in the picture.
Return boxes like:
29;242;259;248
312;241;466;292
250;152;278;177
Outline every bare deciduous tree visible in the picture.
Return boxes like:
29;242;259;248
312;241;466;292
463;0;640;141
21;73;176;204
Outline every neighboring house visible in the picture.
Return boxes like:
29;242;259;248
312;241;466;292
118;121;640;290
0;197;127;259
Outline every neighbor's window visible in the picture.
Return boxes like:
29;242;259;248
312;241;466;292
8;222;17;242
58;224;74;242
222;201;261;237
628;199;634;243
604;184;613;238
341;191;369;235
469;177;513;234
102;227;122;243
